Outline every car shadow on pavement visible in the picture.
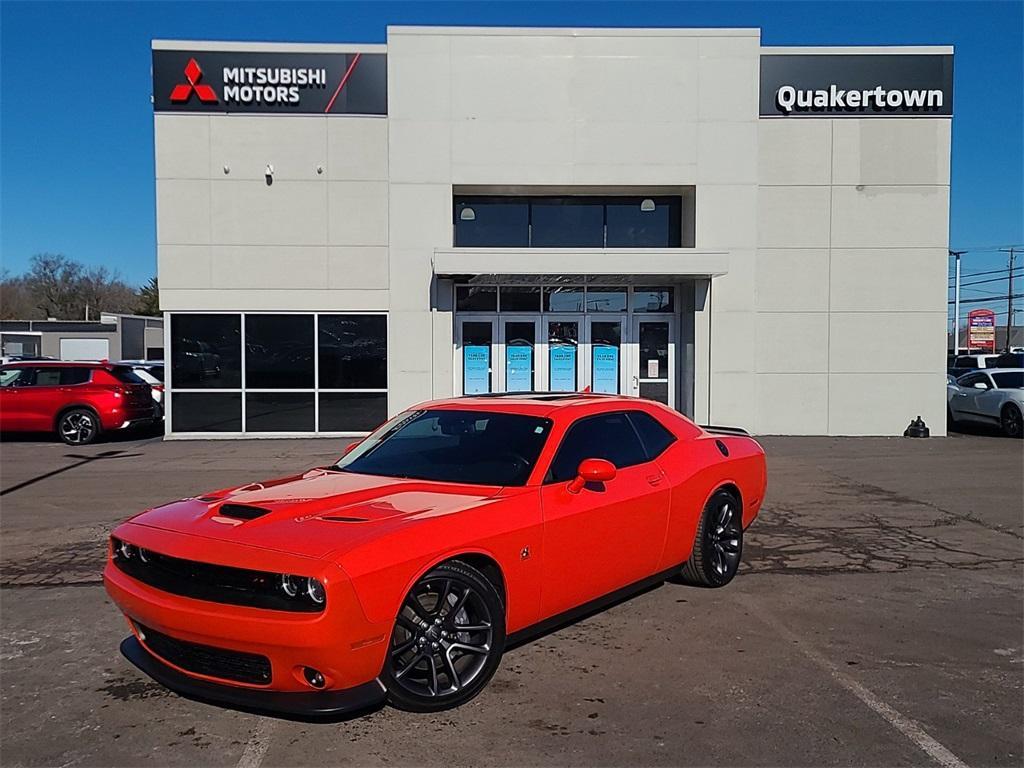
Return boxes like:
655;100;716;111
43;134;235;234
0;449;143;497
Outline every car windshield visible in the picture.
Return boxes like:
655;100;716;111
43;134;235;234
131;368;160;385
333;409;552;486
992;372;1024;389
147;366;165;382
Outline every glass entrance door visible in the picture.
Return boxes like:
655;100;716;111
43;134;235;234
586;317;626;394
630;317;675;407
455;317;497;395
500;317;541;392
545;317;581;392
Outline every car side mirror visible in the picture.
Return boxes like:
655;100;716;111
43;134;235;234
973;382;989;390
567;458;617;494
341;440;359;456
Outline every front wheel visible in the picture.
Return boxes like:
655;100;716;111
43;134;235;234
57;408;100;445
680;489;743;587
1001;404;1023;438
382;561;505;712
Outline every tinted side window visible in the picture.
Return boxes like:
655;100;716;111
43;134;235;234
60;368;92;385
959;373;986;388
34;368;62;386
628;411;676;459
109;366;146;384
0;368;31;387
548;412;647;483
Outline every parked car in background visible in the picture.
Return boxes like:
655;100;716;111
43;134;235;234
0;361;155;445
990;352;1024;369
0;354;55;365
947;369;1024;438
953;354;1002;370
116;360;165;417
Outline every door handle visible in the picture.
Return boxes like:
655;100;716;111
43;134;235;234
646;473;663;486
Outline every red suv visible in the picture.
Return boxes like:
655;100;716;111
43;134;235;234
0;362;156;445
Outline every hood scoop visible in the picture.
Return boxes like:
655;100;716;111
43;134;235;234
217;503;272;521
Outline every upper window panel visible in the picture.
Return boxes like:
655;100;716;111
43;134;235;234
530;199;604;248
454;195;684;248
606;198;681;247
319;314;387;389
171;314;241;389
454;198;529;247
547;412;648;483
245;314;314;389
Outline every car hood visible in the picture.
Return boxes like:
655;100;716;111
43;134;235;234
128;468;508;560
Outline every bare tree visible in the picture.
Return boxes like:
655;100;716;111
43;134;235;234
2;254;144;320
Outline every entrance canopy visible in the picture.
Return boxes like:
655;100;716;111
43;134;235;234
432;248;728;283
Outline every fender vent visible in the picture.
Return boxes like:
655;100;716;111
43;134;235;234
321;516;368;523
218;503;271;521
715;440;730;457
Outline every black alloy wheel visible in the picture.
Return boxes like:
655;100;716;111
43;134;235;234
58;408;99;446
680;489;743;588
382;561;505;712
1001;404;1023;438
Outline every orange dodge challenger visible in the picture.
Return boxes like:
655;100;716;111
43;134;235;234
105;393;766;715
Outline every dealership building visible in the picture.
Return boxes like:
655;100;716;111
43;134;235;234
153;26;953;437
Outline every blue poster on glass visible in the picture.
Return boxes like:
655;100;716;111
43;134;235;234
463;345;490;394
506;345;533;392
592;344;619;394
549;345;576;391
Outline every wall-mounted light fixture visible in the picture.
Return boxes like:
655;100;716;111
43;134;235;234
223;165;230;175
640;198;656;212
265;163;274;186
459;206;476;221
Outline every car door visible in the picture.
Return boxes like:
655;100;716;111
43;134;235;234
19;367;64;431
951;373;992;423
0;367;35;431
538;411;671;617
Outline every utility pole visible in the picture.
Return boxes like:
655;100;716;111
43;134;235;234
1001;247;1017;352
950;250;965;354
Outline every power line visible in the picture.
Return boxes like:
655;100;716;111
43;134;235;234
949;266;1020;281
947;292;1024;306
955;271;1023;289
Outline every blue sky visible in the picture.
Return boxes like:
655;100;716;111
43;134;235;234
1;1;1021;323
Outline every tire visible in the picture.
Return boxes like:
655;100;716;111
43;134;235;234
680;489;743;588
57;408;100;446
382;560;506;712
1001;403;1023;439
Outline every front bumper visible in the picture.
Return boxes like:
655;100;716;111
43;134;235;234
121;636;386;717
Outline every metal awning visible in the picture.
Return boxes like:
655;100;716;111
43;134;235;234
432;248;728;283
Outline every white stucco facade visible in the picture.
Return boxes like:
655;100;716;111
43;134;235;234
154;27;952;437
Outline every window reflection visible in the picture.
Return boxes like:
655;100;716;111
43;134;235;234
245;315;314;389
170;314;241;388
319;315;387;389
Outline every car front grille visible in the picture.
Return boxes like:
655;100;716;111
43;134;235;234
112;545;323;613
137;623;272;685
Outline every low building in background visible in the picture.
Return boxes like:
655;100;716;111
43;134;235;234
0;313;164;361
153;26;953;437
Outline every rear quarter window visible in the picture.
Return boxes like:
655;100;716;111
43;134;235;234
60;368;92;385
108;365;147;384
627;411;677;459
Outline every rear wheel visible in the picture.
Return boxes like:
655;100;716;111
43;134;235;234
680;489;743;588
57;408;99;446
1001;404;1023;438
382;561;505;712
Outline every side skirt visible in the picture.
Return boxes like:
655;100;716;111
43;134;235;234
506;564;683;649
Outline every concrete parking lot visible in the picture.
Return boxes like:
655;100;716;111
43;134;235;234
1;431;1021;767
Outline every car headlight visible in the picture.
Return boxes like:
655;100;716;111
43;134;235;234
115;538;137;560
306;578;326;605
280;574;299;597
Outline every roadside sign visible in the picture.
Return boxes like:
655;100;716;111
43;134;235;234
967;309;996;352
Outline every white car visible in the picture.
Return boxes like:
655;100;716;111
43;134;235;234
952;354;1002;370
947;369;1024;438
115;361;165;416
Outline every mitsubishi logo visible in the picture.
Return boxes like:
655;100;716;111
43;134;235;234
170;58;218;104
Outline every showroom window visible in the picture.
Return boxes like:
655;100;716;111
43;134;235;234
169;313;387;434
454;196;684;248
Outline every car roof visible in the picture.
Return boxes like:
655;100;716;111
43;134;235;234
421;392;669;417
1;360;113;368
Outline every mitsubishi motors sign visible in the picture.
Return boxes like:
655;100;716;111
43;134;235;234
152;49;387;114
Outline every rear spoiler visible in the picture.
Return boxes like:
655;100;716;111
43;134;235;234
699;424;750;437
